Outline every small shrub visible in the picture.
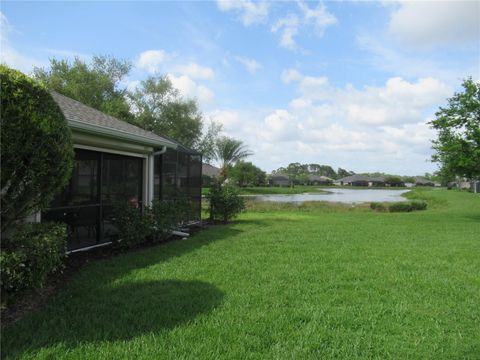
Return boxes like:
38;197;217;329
370;200;428;213
151;197;190;241
110;202;154;249
388;202;414;212
1;222;67;304
409;200;427;211
370;202;387;212
207;180;245;223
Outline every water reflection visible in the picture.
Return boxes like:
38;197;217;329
252;188;410;204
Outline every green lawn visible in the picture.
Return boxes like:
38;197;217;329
2;189;479;359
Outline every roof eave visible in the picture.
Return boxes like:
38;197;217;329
69;120;178;149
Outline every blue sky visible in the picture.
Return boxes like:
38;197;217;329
1;1;479;175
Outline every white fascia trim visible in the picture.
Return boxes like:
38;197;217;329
69;119;178;149
73;144;149;159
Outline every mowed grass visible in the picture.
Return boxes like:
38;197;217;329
2;190;479;359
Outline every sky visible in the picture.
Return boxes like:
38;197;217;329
1;0;479;175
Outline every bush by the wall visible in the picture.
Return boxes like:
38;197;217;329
207;180;245;223
151;197;190;241
110;202;155;249
0;65;74;233
1;222;68;304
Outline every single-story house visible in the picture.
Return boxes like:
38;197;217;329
458;180;480;192
307;175;333;185
268;174;292;187
336;175;385;187
42;92;202;251
415;178;435;186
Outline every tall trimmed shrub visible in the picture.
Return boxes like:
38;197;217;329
0;65;74;233
207;180;245;223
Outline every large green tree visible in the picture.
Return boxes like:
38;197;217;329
33;55;223;153
128;75;203;148
229;161;266;187
430;78;480;180
33;56;133;122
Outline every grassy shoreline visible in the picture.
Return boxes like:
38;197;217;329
3;189;479;359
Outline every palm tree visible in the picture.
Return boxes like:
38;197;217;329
214;136;253;179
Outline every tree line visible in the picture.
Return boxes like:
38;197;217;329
271;163;355;182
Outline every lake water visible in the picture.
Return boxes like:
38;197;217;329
252;188;410;204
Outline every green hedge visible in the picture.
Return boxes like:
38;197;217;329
371;200;428;213
111;202;154;249
0;65;74;233
110;198;191;249
1;222;68;305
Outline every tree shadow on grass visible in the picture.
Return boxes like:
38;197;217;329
2;279;223;358
2;226;243;358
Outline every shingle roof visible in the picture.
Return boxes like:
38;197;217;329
337;174;385;183
415;177;434;185
337;174;369;183
269;174;291;181
51;91;176;148
308;175;333;181
202;163;221;177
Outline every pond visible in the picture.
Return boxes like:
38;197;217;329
252;188;410;204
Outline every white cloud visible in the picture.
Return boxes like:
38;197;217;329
271;14;300;50
357;35;479;83
261;109;300;141
216;0;269;26
136;50;167;73
177;62;214;80
0;12;46;73
168;74;214;104
212;71;452;174
234;56;262;73
271;2;337;50
281;68;303;83
208;109;240;129
388;1;480;48
298;0;337;36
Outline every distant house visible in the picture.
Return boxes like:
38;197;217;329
415;178;435;186
268;174;292;187
458;180;479;192
369;177;386;187
202;163;221;186
385;178;405;187
202;163;221;178
308;175;333;185
472;181;480;193
336;175;385;187
337;175;368;186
